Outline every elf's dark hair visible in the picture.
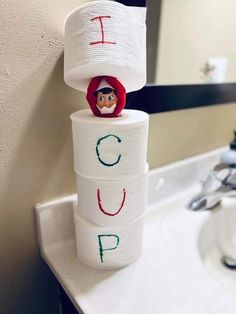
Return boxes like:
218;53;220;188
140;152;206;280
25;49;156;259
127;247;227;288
95;87;117;96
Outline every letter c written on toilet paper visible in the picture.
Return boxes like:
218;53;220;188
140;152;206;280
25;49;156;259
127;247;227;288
98;234;120;263
96;134;122;167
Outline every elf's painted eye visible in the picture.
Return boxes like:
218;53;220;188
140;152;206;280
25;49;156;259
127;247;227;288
99;96;105;101
108;95;113;101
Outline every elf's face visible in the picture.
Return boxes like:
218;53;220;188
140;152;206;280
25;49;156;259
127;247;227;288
96;90;118;114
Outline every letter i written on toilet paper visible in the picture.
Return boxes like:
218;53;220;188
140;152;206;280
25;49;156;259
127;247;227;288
90;16;116;46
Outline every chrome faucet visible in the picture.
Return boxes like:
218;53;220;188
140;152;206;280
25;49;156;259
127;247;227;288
187;163;236;211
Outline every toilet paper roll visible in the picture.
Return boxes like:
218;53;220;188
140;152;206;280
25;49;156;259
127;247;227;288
64;1;146;92
76;168;148;227
70;109;149;178
74;212;143;270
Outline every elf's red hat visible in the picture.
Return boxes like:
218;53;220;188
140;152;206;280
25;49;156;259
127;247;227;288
86;76;126;118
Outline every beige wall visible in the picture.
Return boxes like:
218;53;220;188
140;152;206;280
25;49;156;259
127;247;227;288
148;103;236;168
0;0;89;313
1;0;236;313
156;0;236;84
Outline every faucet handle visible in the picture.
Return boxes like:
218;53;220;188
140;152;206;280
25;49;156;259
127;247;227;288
201;171;222;193
224;171;236;188
213;163;236;189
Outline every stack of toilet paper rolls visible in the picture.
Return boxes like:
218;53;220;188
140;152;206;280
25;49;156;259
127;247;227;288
71;110;149;269
65;1;148;269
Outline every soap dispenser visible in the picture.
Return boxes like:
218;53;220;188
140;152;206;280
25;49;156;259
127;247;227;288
220;131;236;166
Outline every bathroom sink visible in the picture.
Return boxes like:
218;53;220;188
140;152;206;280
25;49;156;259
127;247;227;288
198;198;236;295
36;148;236;314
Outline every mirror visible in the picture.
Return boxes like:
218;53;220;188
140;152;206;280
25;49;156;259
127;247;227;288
117;0;236;114
147;0;236;85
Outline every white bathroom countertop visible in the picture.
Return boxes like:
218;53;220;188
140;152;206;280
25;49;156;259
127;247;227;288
36;148;236;314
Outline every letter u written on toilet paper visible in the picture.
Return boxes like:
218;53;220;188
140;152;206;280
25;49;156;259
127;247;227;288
76;170;148;227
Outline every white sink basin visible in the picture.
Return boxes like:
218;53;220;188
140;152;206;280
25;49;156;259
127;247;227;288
36;147;236;314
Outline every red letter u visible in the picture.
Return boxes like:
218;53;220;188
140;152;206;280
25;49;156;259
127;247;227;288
97;188;126;216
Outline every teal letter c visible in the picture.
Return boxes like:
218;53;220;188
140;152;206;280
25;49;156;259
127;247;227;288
96;134;122;167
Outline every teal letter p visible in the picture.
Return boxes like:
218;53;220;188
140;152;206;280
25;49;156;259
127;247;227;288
98;234;120;263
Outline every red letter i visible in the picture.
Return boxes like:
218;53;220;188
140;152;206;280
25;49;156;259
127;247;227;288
90;16;116;45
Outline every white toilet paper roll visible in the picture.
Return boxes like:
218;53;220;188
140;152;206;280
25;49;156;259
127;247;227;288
64;1;146;92
74;212;143;270
70;109;149;178
76;168;148;227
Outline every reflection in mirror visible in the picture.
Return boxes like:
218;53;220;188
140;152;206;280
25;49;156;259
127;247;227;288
147;0;236;85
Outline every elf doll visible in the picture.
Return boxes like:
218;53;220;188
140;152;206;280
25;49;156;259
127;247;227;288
86;76;126;118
